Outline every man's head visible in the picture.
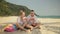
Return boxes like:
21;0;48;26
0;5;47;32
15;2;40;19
30;10;35;17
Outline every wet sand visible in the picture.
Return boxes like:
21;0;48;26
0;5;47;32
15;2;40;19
0;16;60;34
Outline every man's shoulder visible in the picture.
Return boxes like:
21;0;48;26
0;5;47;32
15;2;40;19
34;15;37;18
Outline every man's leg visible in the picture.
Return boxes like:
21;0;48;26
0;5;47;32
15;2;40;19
31;23;37;27
31;23;41;29
35;23;41;29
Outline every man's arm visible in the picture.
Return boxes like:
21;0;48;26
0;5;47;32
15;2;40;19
22;17;27;27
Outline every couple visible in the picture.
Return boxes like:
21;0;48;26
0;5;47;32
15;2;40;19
16;10;40;32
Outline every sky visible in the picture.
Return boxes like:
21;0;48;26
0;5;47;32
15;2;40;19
5;0;60;16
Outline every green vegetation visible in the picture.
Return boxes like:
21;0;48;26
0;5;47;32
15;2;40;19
0;0;31;16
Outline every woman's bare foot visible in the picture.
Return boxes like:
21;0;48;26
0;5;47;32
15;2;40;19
25;29;31;32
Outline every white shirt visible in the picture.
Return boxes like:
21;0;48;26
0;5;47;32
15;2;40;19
17;16;26;25
27;15;39;24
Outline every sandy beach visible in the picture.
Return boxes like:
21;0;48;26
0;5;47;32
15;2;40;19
0;16;60;23
0;16;60;34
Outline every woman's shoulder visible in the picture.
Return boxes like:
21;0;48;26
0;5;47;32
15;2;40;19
23;16;27;19
17;16;21;19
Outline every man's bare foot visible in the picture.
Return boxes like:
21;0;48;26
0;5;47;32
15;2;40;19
34;26;41;29
37;26;41;29
30;26;33;31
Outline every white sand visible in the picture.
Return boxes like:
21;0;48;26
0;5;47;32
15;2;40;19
38;18;60;23
0;16;60;34
0;16;60;23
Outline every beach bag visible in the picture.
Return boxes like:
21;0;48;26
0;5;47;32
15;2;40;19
4;24;15;32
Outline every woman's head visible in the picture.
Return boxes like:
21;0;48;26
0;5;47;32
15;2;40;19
20;10;25;17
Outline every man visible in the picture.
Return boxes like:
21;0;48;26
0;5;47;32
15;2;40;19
27;10;41;29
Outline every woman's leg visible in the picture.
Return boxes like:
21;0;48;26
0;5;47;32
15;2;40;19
16;23;27;31
25;24;33;31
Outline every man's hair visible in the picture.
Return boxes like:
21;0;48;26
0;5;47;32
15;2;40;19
31;10;34;12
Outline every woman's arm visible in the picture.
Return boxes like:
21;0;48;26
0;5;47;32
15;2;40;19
22;17;27;27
